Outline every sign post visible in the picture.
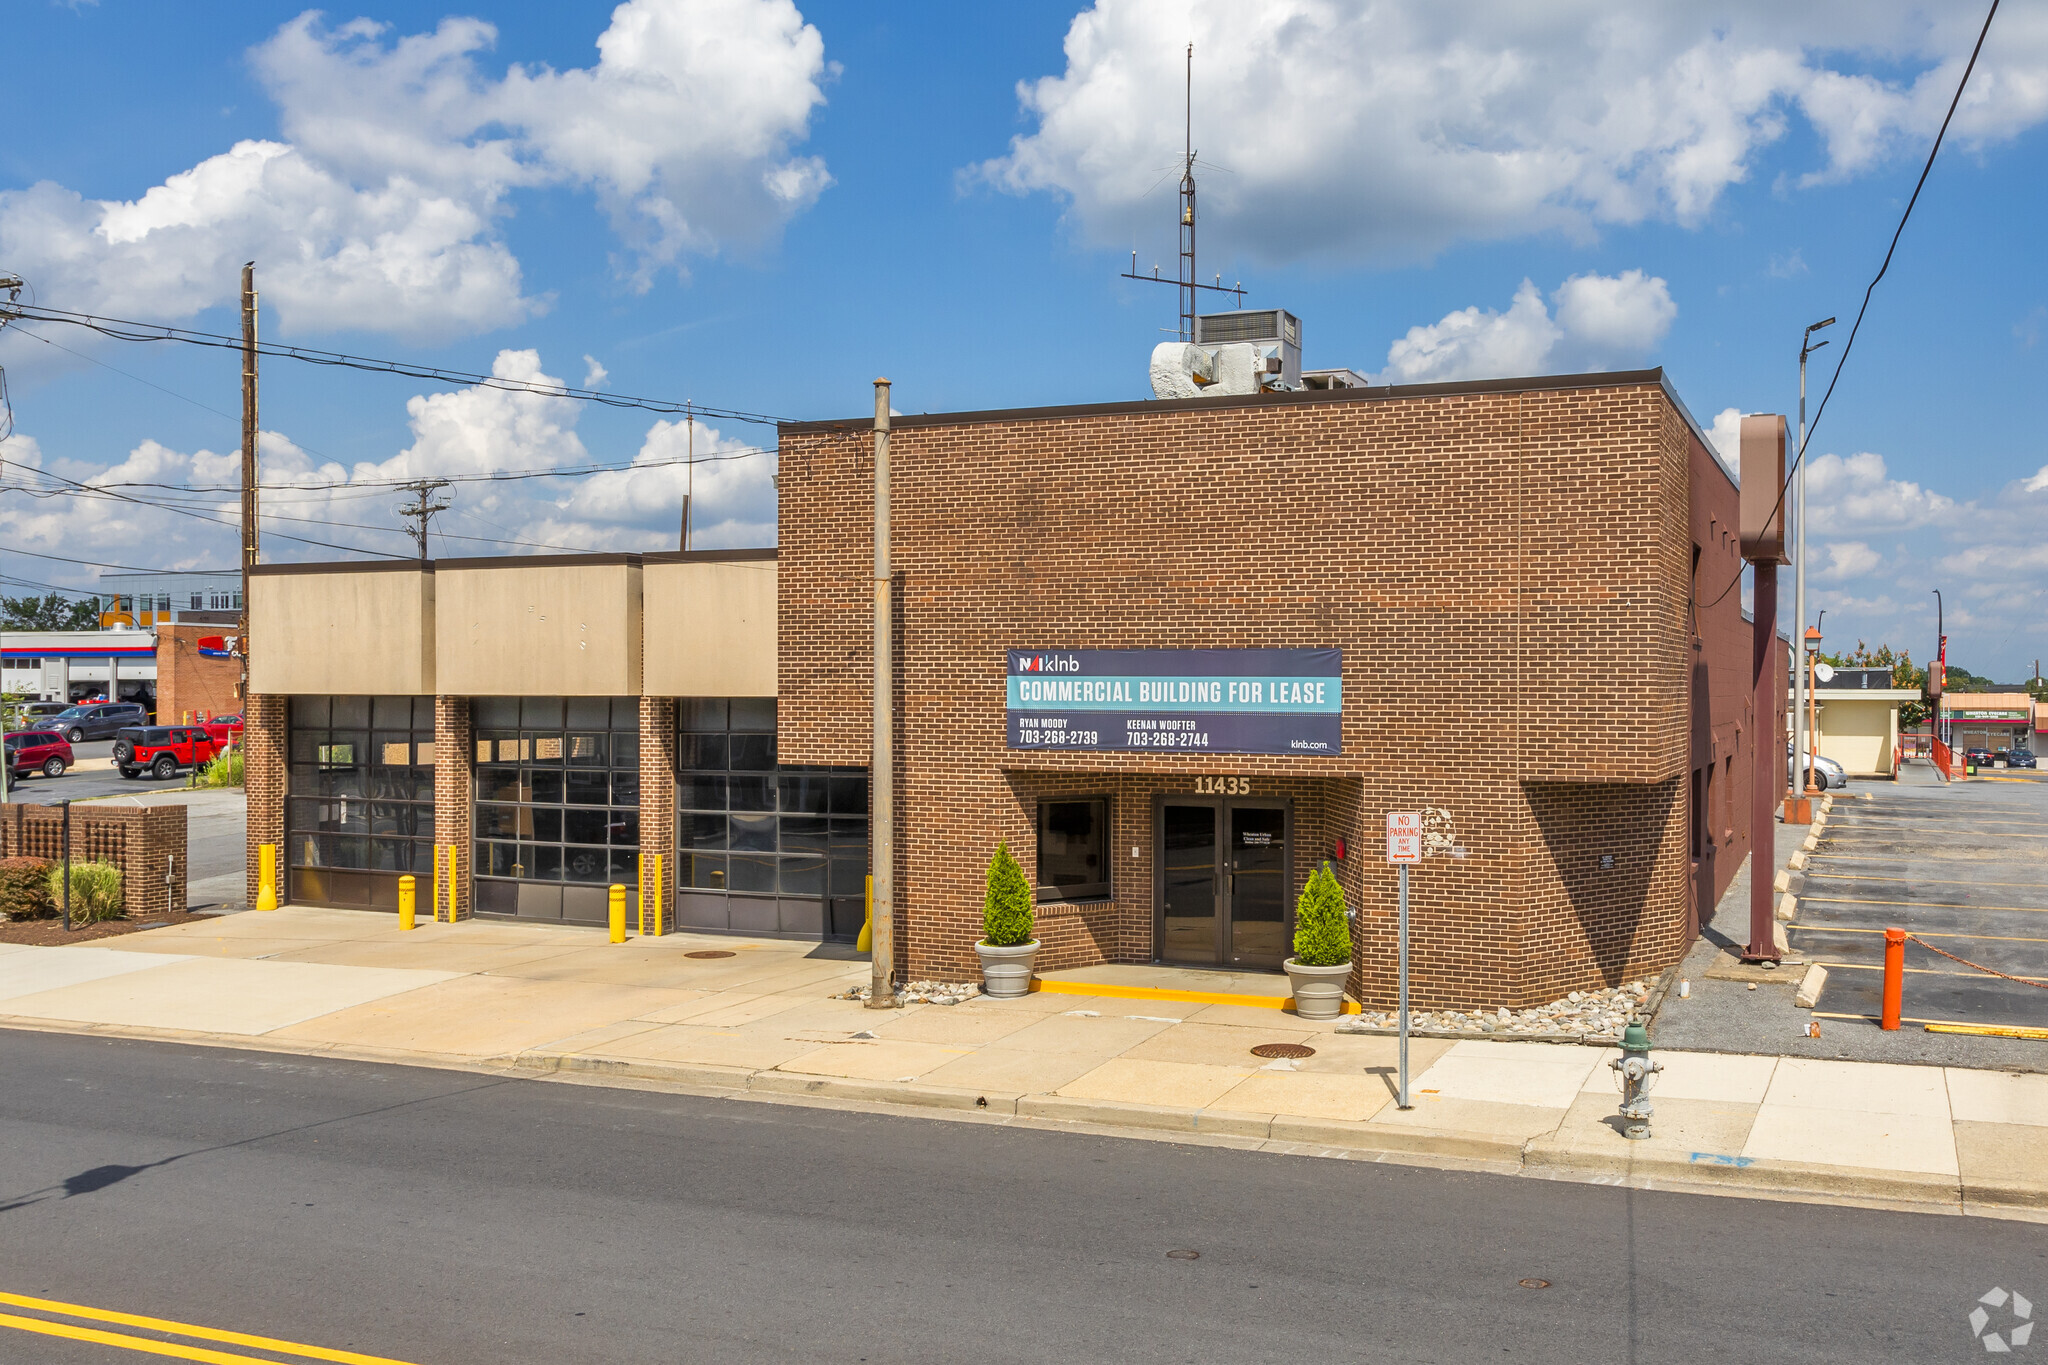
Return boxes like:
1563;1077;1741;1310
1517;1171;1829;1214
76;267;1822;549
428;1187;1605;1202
1386;811;1422;1109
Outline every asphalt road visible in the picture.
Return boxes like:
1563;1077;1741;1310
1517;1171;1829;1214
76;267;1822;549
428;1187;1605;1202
0;1031;2042;1364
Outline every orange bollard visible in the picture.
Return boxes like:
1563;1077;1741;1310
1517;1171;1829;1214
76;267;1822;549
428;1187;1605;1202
1881;927;1905;1030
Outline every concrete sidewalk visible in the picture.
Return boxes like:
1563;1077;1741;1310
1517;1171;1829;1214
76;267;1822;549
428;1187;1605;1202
1;906;2044;1218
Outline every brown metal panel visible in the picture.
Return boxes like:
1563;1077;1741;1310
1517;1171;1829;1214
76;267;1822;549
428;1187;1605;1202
1739;414;1789;563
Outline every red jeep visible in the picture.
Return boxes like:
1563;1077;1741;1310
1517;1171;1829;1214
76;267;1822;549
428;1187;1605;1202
114;725;223;780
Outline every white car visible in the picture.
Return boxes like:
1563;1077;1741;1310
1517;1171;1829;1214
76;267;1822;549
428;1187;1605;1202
1788;746;1848;790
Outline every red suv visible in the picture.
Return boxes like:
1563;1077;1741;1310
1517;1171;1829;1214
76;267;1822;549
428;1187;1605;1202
114;725;223;780
4;730;74;781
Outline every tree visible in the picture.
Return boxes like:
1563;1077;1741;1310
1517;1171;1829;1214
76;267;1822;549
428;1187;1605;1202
0;592;100;630
1291;863;1353;967
981;842;1035;947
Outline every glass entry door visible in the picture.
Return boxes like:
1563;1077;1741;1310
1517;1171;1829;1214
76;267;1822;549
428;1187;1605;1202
1155;800;1291;968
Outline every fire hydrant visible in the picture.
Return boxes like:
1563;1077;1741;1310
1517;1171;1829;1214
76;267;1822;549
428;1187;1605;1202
1609;1016;1662;1140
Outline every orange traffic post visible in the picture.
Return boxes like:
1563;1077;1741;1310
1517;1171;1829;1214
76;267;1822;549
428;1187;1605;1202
1881;927;1905;1030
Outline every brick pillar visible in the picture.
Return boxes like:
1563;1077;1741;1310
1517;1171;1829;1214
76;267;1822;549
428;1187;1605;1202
639;696;676;932
435;696;473;919
244;693;287;909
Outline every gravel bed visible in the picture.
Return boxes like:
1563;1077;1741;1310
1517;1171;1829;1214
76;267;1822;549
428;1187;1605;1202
1337;979;1653;1042
831;980;982;1006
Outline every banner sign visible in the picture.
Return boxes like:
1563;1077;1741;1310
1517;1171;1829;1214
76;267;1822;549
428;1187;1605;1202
1006;648;1342;755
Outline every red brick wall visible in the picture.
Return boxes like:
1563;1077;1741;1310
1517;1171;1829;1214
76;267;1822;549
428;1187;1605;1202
639;696;676;933
434;696;473;920
154;625;241;725
2;802;187;916
779;377;1731;1006
244;693;286;908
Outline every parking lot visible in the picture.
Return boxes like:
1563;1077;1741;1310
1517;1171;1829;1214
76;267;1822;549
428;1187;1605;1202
1795;772;2048;1035
4;738;212;803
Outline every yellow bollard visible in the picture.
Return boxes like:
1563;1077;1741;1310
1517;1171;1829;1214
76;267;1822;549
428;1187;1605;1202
398;874;416;931
256;844;278;912
650;854;664;936
433;845;445;922
609;883;627;943
637;856;646;937
448;844;459;922
856;874;873;952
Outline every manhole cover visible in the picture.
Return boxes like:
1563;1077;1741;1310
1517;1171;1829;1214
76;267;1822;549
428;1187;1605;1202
684;950;736;959
1519;1279;1551;1290
1250;1043;1316;1060
1166;1249;1200;1260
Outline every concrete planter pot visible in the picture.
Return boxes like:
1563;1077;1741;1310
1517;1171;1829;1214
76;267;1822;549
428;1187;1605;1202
975;939;1041;999
1284;958;1353;1020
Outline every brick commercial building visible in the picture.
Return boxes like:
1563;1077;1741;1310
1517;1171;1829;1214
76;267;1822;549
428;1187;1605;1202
780;369;1759;1009
245;367;1765;1011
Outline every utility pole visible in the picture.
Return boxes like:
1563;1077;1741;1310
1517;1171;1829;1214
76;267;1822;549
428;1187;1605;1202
239;264;258;705
866;378;899;1010
678;402;694;551
1790;316;1833;822
396;478;453;560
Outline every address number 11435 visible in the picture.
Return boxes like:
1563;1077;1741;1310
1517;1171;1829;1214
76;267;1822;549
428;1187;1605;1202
1192;776;1252;795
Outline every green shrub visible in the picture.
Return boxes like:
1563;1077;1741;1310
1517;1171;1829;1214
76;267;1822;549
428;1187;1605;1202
201;748;244;788
982;841;1035;947
1291;863;1352;967
0;857;56;920
47;860;123;924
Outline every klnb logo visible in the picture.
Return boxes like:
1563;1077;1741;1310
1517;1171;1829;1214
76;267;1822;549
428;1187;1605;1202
1970;1287;2033;1352
1016;654;1081;674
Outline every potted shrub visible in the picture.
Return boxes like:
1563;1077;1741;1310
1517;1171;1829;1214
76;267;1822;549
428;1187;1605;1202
1285;863;1353;1019
974;841;1040;998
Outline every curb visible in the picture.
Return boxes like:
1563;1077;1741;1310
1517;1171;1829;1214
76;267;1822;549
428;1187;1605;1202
4;1014;2042;1218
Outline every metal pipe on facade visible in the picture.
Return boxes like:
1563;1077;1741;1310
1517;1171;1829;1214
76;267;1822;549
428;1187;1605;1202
867;379;900;1009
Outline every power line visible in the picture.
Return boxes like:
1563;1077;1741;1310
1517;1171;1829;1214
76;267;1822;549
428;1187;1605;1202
0;301;798;428
1699;0;1999;613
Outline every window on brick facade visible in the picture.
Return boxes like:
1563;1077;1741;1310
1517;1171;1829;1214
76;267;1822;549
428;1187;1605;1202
674;698;869;939
1037;797;1109;902
287;696;436;905
473;697;640;891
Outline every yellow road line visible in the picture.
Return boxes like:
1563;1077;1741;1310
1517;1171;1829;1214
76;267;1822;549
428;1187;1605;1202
0;1292;419;1365
1810;1010;2036;1030
1814;960;2048;982
1798;895;2048;914
0;1312;279;1364
1791;924;2048;945
1926;1022;2048;1039
1031;979;1359;1013
1803;872;2048;889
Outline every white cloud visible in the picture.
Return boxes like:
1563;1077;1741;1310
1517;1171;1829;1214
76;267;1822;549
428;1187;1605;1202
1707;407;1743;476
1804;450;1955;532
2025;462;2048;493
1817;540;1881;580
0;350;777;584
583;355;609;388
978;1;2048;263
0;0;831;339
1376;271;1674;384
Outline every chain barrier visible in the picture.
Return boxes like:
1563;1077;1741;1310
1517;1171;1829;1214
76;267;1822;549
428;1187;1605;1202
1905;933;2048;990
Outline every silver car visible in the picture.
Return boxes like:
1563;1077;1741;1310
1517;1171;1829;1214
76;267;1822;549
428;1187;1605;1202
1788;746;1848;791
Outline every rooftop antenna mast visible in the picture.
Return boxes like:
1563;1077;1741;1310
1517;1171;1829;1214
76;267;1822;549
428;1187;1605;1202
1120;44;1246;339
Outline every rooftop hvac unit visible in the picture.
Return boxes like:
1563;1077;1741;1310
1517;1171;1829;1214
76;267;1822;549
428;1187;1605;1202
1194;309;1301;389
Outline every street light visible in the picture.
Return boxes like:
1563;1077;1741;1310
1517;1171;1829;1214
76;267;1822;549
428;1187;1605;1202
1791;316;1835;823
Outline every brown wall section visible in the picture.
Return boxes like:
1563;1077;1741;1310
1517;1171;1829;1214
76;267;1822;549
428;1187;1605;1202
154;624;242;723
4;801;187;917
779;374;1739;1005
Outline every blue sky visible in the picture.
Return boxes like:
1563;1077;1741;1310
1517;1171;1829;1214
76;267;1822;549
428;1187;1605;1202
3;1;2046;679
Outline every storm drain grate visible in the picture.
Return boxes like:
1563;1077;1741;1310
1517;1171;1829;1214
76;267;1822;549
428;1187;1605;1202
1250;1043;1316;1060
684;950;737;959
